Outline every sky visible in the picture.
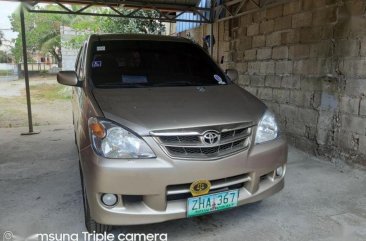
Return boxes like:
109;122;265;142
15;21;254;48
0;1;20;51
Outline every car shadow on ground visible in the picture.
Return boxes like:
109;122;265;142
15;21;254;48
111;201;264;241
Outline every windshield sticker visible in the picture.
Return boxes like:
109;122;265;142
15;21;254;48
122;75;148;84
214;74;225;85
92;61;102;68
96;46;106;51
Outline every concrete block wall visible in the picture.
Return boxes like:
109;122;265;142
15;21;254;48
178;0;366;165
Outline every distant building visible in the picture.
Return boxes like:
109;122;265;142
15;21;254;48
60;26;79;71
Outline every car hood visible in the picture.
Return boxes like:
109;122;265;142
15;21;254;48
92;85;266;136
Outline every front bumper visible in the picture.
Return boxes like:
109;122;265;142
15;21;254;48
80;137;287;225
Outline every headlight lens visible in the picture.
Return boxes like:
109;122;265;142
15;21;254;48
255;110;279;144
88;117;155;159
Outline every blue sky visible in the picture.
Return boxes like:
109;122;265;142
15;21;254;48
0;1;20;50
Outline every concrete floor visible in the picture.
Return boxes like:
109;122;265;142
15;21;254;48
0;124;365;241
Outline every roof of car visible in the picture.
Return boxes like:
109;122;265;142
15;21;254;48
89;34;192;43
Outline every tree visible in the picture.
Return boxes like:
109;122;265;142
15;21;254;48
0;50;12;63
67;8;165;48
9;5;75;66
10;5;165;66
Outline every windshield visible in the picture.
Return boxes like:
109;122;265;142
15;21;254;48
89;40;228;88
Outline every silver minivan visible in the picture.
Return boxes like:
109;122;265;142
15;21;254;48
57;34;287;233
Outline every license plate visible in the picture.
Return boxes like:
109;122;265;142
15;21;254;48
187;189;239;217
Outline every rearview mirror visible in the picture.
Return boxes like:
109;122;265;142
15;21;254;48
57;71;80;87
226;69;239;82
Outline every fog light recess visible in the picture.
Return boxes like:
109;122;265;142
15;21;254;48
276;166;284;177
101;193;118;206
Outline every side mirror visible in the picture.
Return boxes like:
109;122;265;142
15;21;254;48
57;71;80;87
226;69;239;82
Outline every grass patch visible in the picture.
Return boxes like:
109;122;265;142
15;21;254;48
0;78;72;128
31;84;72;101
0;69;14;76
0;102;27;128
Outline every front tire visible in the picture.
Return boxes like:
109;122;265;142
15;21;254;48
79;163;112;233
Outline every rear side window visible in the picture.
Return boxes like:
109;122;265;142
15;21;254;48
90;40;228;88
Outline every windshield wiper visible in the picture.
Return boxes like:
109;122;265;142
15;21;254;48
96;83;152;88
152;81;195;87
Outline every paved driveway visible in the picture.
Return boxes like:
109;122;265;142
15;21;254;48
0;125;365;241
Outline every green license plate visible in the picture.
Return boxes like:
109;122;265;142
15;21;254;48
187;189;239;217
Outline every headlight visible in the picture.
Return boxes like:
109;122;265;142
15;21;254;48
88;117;156;159
255;110;279;144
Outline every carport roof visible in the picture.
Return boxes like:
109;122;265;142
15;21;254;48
75;0;196;6
13;0;206;11
11;0;212;24
38;0;200;5
11;0;268;23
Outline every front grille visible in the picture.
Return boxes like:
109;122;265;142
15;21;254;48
159;135;200;144
152;124;252;159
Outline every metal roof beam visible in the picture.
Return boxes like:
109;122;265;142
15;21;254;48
116;0;211;11
6;0;210;11
213;0;291;22
23;1;211;23
213;0;259;22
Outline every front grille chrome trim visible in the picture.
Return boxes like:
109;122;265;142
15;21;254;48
150;131;201;136
150;121;254;136
160;132;252;148
152;123;254;160
167;174;251;195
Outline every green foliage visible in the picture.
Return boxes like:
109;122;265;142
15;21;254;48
66;8;165;48
10;5;74;64
10;5;166;64
0;50;12;63
31;84;72;100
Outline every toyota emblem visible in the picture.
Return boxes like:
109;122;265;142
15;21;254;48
202;131;220;145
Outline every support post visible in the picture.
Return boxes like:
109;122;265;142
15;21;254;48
210;22;214;57
20;4;39;135
210;0;215;57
